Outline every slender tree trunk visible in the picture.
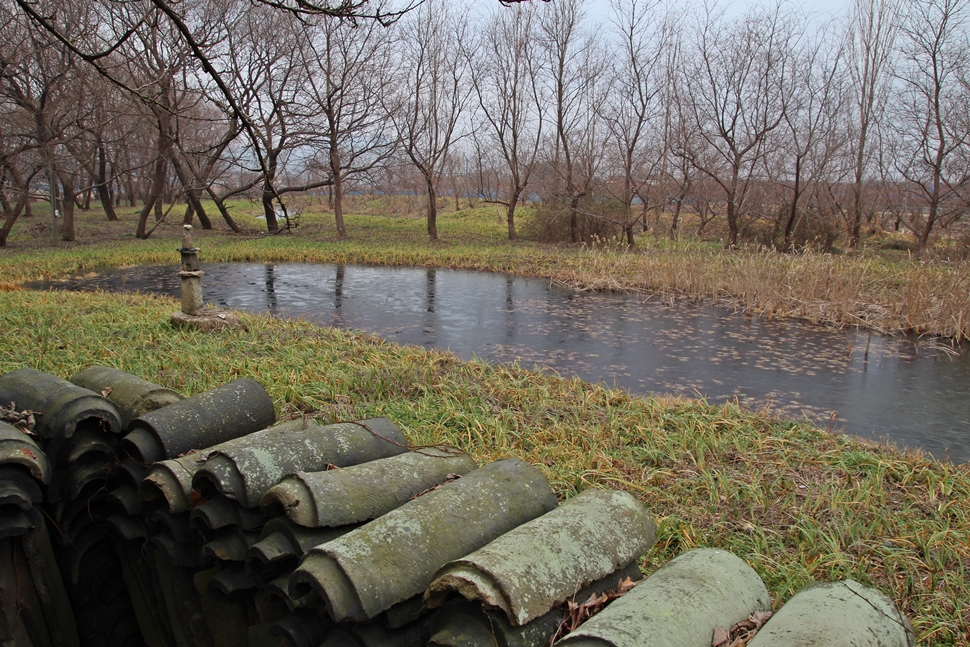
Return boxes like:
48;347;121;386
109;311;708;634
569;193;580;243
426;175;438;241
202;188;241;233
726;169;740;248
96;156;117;220
0;189;10;216
262;180;279;232
190;189;212;229
623;172;635;248
262;149;280;232
137;100;173;239
726;198;739;249
0;198;25;247
506;186;521;241
783;159;803;250
96;142;117;221
669;197;683;240
170;155;212;230
330;144;346;238
136;158;166;239
59;179;76;242
919;176;942;258
850;175;864;247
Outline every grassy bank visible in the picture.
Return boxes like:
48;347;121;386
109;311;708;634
0;289;966;645
3;201;970;339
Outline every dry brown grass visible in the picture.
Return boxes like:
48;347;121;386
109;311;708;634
550;247;970;340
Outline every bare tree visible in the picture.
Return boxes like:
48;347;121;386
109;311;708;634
845;0;900;247
539;0;606;243
468;2;545;240
679;2;799;248
389;0;470;241
0;2;91;242
602;0;672;246
889;0;970;256
218;5;337;233
774;22;848;250
303;15;397;238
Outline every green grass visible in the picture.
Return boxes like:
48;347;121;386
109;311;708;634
2;200;970;643
1;288;967;645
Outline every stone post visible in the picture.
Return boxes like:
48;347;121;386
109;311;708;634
170;226;244;331
178;225;204;316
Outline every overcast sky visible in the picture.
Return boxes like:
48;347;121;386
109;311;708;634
581;0;851;25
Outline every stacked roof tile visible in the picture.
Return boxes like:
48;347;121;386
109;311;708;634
0;366;915;647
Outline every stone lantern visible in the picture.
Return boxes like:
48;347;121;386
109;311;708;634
170;225;245;331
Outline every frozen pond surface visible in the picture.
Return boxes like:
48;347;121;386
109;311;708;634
31;262;970;462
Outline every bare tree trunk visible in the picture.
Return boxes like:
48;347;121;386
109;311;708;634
919;174;941;258
170;154;212;229
203;188;242;232
137;96;174;239
59;178;76;242
96;140;117;221
136;157;166;238
669;197;683;239
0;198;25;247
783;159;803;250
125;174;136;207
850;145;866;247
726;199;739;249
569;192;580;243
262;181;279;232
426;175;438;240
506;187;521;241
330;145;346;238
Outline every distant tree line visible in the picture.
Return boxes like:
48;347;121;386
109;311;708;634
2;0;969;256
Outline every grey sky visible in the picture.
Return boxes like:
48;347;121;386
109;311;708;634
582;0;851;25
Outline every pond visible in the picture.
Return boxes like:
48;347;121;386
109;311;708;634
29;262;970;463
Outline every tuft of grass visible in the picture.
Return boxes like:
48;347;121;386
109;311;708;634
1;289;967;645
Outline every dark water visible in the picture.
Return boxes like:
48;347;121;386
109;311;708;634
30;262;970;462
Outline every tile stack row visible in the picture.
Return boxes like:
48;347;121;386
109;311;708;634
0;366;915;647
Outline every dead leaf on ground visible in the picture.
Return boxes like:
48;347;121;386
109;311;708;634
549;576;639;645
712;610;773;647
1;402;39;434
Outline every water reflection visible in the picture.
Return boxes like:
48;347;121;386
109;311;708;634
29;262;970;462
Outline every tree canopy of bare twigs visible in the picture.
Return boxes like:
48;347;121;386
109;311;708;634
2;0;970;252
